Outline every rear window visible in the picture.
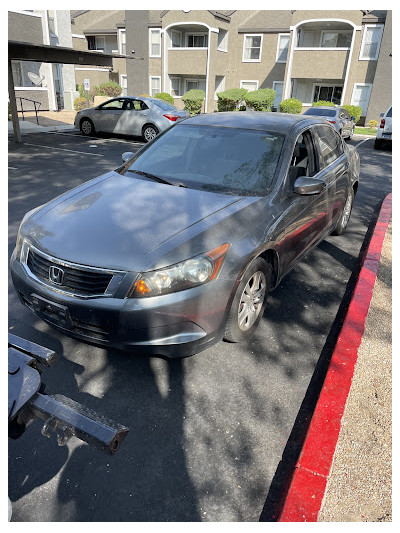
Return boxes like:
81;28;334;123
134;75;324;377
304;108;336;117
386;107;392;117
151;99;179;111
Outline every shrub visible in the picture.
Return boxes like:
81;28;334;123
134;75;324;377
139;93;151;97
312;100;336;107
279;98;302;114
342;105;362;123
154;92;174;105
97;81;122;97
369;119;379;128
182;89;205;115
77;84;97;104
244;88;275;112
74;97;89;111
216;88;248;111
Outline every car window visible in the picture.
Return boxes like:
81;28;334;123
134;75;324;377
304;108;336;117
151;100;179;111
99;99;125;110
386;107;392;117
313;125;344;168
121;124;285;196
287;130;317;186
343;110;350;120
125;100;148;111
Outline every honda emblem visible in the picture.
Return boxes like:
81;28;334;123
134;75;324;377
49;265;64;285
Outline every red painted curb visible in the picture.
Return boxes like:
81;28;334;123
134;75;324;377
278;193;392;522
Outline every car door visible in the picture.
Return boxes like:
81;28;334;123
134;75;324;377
92;98;126;133
278;128;331;273
114;99;149;136
311;124;349;230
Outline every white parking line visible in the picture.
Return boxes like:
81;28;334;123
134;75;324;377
355;138;372;149
8;167;18;170
23;143;104;156
42;131;144;145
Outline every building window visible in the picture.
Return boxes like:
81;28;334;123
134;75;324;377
242;34;262;62
214;75;225;99
121;74;127;96
273;81;284;108
360;24;384;60
171;29;182;47
170;77;181;97
119;30;126;55
217;29;228;52
150;76;161;96
320;31;352;48
240;80;259;92
149;29;161;57
187;33;208;47
351;83;372;116
11;61;23;87
87;36;105;52
185;79;206;93
187;80;198;91
276;34;290;62
313;85;343;105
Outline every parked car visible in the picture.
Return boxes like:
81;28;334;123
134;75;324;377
74;96;190;142
374;106;392;149
303;106;356;139
11;113;359;358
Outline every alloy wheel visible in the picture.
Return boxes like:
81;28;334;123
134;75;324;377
237;271;267;331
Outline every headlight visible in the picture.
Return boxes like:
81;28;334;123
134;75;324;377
13;205;44;261
127;243;230;298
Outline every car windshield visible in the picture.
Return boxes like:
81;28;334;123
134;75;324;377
120;124;285;196
151;100;179;111
305;108;336;117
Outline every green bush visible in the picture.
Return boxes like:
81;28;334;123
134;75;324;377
74;97;89;111
97;81;122;97
312;100;336;107
342;104;362;123
369;119;379;128
154;92;174;105
182;89;205;115
279;98;302;114
244;88;275;112
216;88;248;111
139;93;151;97
77;83;97;104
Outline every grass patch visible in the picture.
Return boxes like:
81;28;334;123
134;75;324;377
354;127;377;136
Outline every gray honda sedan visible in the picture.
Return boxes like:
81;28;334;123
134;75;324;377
11;113;359;357
74;96;190;142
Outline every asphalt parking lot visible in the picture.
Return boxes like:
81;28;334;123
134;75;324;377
8;129;392;521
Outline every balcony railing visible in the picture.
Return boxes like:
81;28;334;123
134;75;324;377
168;48;208;76
291;49;349;80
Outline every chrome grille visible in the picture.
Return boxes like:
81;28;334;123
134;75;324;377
27;248;115;296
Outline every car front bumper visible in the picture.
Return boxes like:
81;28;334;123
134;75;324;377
10;253;234;357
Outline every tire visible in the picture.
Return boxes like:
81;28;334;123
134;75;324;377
374;138;383;150
142;124;159;143
332;188;354;235
224;257;272;343
80;118;95;136
347;127;354;140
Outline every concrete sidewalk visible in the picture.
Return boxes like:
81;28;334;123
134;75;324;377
319;220;392;522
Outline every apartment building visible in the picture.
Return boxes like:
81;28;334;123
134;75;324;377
70;10;127;94
8;10;77;110
125;9;391;123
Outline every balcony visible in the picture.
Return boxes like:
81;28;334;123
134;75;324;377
168;48;208;76
291;48;349;80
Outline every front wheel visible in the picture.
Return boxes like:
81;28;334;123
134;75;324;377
224;257;271;343
374;138;383;150
80;118;95;136
142;124;159;143
332;188;354;235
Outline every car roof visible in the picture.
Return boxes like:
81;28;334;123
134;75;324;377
178;112;322;133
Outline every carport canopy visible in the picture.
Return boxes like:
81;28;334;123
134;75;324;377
8;40;126;142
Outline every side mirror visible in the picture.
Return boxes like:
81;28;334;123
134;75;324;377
294;176;326;195
380;113;385;118
121;152;134;163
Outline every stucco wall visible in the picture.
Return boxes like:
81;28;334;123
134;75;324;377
8;11;44;44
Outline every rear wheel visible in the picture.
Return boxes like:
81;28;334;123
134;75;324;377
374;138;383;150
332;188;354;235
224;257;271;343
80;118;95;136
142;124;159;143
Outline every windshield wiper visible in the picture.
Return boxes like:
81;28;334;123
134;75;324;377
127;169;175;186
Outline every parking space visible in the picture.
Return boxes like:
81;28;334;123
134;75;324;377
8;131;391;521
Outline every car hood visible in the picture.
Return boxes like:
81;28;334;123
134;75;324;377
23;171;243;272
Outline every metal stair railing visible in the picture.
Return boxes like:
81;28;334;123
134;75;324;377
17;97;42;125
